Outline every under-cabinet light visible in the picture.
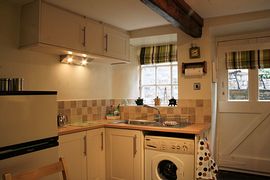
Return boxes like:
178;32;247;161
81;58;88;66
67;57;73;63
60;54;92;66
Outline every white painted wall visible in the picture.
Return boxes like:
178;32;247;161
0;1;113;100
112;46;139;99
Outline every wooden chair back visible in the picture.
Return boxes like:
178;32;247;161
2;157;68;180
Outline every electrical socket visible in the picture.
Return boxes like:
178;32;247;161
193;83;201;90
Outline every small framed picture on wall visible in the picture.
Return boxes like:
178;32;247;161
189;46;200;59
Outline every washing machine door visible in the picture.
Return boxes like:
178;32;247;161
151;154;184;180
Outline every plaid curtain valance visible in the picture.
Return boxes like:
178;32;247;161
226;49;270;69
258;49;270;68
225;50;257;69
140;44;177;65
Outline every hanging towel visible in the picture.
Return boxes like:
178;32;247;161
196;138;218;180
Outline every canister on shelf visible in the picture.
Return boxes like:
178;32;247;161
154;96;160;106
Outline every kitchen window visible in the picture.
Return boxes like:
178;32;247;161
141;62;178;105
139;44;178;105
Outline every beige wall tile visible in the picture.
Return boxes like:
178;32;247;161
82;100;87;107
64;101;71;109
196;100;204;107
92;100;97;106
71;101;76;108
58;101;64;109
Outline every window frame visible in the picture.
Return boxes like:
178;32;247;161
139;62;178;105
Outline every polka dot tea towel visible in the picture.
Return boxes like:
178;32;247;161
196;139;218;180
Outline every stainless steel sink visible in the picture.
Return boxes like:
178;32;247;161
112;119;161;126
112;119;191;128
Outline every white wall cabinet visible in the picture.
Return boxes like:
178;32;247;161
39;2;84;51
86;128;106;180
20;0;130;63
59;128;106;180
104;25;130;61
59;131;87;180
20;0;84;51
84;18;104;56
105;128;143;180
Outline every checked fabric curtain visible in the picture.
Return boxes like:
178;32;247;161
258;49;270;68
140;44;177;65
225;49;270;69
225;50;257;69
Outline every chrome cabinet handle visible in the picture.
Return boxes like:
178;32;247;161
104;34;108;51
133;135;137;157
82;26;86;47
101;132;104;151
83;135;87;156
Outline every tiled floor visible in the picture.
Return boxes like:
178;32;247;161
217;170;270;180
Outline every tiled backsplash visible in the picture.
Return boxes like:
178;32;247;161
57;99;211;124
57;99;133;123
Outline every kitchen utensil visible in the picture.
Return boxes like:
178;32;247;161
57;113;68;127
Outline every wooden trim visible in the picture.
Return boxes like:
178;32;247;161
141;0;203;38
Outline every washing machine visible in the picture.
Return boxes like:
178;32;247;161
145;135;195;180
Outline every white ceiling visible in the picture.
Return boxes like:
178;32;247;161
45;0;270;31
185;0;270;18
10;0;270;31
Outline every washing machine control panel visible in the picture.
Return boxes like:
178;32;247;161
145;136;194;154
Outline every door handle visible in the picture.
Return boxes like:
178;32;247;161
82;26;86;47
83;135;87;156
101;132;104;151
133;135;137;157
104;34;108;51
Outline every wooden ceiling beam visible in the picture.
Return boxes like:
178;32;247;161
141;0;204;38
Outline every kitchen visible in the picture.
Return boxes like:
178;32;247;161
0;0;270;179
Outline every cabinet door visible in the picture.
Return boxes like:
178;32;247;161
106;128;143;180
87;128;106;180
40;2;84;51
104;26;130;61
85;19;104;55
59;132;87;180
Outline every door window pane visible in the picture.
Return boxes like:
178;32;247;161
258;68;270;101
228;69;248;101
141;67;155;85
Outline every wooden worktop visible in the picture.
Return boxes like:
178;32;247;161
58;120;210;136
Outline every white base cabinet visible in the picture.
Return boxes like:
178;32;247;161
59;128;105;180
59;131;87;180
86;128;106;180
105;128;144;180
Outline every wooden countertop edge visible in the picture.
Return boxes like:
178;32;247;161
58;124;104;135
58;122;211;136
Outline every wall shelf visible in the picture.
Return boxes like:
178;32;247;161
182;61;207;74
